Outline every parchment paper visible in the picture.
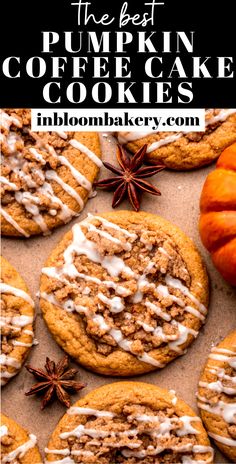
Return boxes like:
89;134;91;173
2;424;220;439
2;134;236;463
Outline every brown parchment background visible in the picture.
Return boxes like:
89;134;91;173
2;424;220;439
1;134;236;463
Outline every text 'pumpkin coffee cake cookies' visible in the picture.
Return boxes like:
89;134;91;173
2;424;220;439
116;108;236;170
45;382;214;464
40;211;209;376
0;256;35;386
197;331;236;462
0;413;42;464
0;109;102;237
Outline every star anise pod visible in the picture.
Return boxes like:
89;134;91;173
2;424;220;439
25;355;86;409
94;144;165;211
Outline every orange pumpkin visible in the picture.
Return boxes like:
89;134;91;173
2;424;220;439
199;142;236;286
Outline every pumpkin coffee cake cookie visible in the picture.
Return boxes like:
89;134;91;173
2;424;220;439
40;211;209;376
0;256;35;386
0;413;42;463
197;331;236;462
0;108;102;237
45;382;214;464
117;108;236;170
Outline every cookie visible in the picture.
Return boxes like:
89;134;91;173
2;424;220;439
0;413;42;463
116;109;236;170
197;331;236;461
40;211;209;376
0;256;35;386
45;381;214;464
0;109;102;237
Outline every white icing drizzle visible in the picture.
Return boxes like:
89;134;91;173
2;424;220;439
71;450;94;456
15;191;49;234
0;110;21;129
158;246;172;259
132;274;153;304
60;424;112;439
184;305;205;321
118;131;183;153
98;292;124;313
45;449;93;463
182;445;214;464
58;155;92;191
12;340;33;347
147;133;183;153
138;351;164;367
8;315;33;326
212;347;236;355
45;448;70;455
136;320;155;332
5;133;22;153
67;406;115;418
70;139;102;167
23;329;34;336
0;177;18;190
208;431;236;447
169;322;198;353
199;380;236;395
145;300;171;321
132;261;156;304
45;458;75;464
176;416;201;437
38;181;76;224
165;275;207;314
198;396;236;424
90;214;137;239
29;148;46;164
0;207;30;237
156;283;185;307
207;348;236;371
45;170;84;210
56;131;68;139
0;282;34;306
0;425;8;438
141;236;153;250
0;354;21;368
205;108;236;126
1;433;37;463
0;315;33;330
108;327;163;367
